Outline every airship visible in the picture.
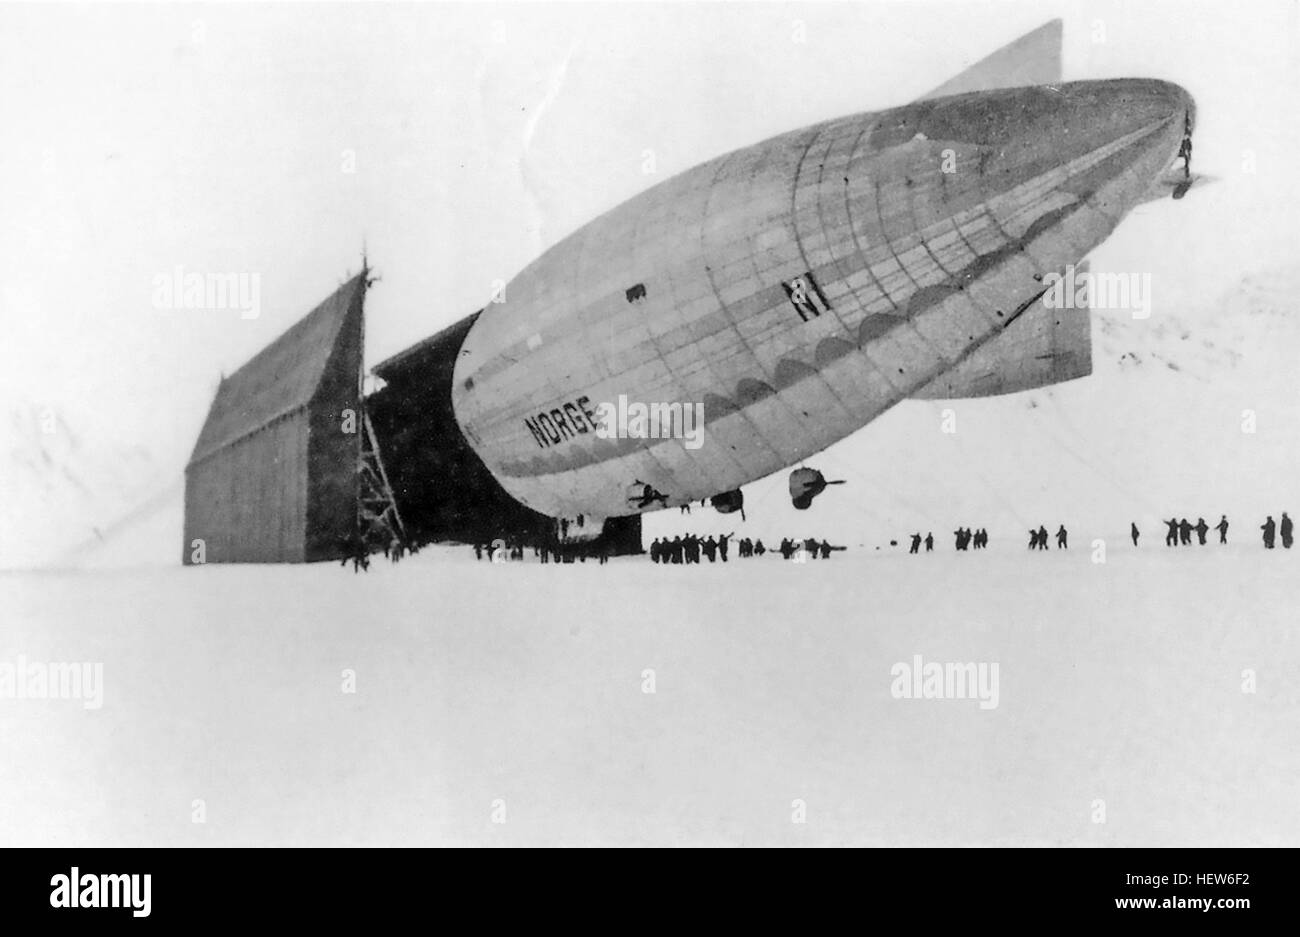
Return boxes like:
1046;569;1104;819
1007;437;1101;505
183;20;1200;564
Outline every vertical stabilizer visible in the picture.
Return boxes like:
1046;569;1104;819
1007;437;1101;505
919;19;1062;100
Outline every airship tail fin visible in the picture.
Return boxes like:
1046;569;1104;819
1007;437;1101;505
918;18;1063;101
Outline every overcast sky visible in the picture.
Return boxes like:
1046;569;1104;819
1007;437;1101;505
2;0;1297;562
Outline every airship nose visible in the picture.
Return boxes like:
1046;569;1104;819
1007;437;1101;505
1048;78;1195;201
1087;78;1193;140
891;79;1195;212
1013;79;1193;169
883;78;1193;174
1153;78;1194;130
1100;78;1192;120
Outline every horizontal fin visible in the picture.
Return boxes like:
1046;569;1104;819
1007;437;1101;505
911;260;1092;400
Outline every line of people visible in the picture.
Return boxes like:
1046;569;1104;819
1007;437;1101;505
475;541;525;562
1260;513;1293;549
779;537;843;560
475;510;1296;569
474;539;611;564
650;533;734;564
1158;516;1226;547
1027;525;1068;550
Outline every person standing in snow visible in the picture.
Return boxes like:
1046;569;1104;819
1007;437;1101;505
1261;516;1276;549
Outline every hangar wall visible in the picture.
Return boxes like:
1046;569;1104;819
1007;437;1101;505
183;274;366;564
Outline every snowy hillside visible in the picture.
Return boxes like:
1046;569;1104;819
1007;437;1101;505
0;400;182;569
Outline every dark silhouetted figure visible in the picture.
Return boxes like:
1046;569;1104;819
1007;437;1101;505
1131;522;1140;547
1179;518;1192;546
1056;525;1068;549
925;532;934;552
474;543;483;560
1282;512;1294;549
910;533;922;554
1165;518;1178;547
754;540;766;557
1037;525;1049;550
1195;517;1209;546
1216;515;1228;544
1028;529;1038;550
718;533;733;562
1261;516;1276;549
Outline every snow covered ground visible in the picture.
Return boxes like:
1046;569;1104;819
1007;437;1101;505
2;542;1295;847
